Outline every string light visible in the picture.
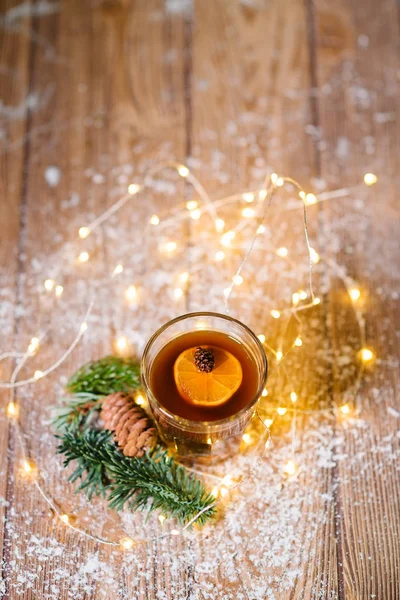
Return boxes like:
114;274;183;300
171;529;180;536
162;241;177;254
290;392;298;403
299;290;307;300
215;251;225;262
276;350;283;361
313;297;321;305
179;272;189;283
276;247;288;258
174;288;184;299
270;309;280;319
264;418;273;428
7;401;19;419
270;173;278;184
349;287;361;301
215;218;225;232
299;191;306;200
340;404;350;414
259;189;268;201
360;348;374;362
190;209;201;220
149;214;160;225
277;407;287;416
34;370;44;380
177;165;189;177
60;514;70;524
283;461;298;477
305;193;317;206
242;207;255;218
28;337;39;354
232;275;243;286
55;285;64;297
261;388;268;397
186;200;198;211
242;192;254;203
125;285;138;303
80;321;88;334
242;433;252;444
78;251;89;263
112;264;124;276
294;337;303;347
257;334;266;343
309;248;320;264
120;537;135;549
78;226;90;239
136;394;145;406
158;514;166;524
363;173;377;186
115;336;128;352
223;287;230;298
292;292;300;306
257;224;265;234
128;183;141;195
21;459;35;474
44;279;55;291
221;231;235;247
276;177;284;187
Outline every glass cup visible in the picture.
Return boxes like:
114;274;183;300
141;312;268;461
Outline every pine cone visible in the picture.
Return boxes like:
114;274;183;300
101;392;157;458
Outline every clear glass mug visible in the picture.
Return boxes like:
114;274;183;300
141;312;268;460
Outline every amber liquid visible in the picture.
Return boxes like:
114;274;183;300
150;330;259;422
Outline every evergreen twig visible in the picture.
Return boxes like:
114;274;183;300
52;392;102;431
67;355;141;396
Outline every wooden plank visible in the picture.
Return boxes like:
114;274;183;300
313;0;400;598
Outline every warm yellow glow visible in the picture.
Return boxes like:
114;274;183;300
257;224;266;235
242;192;255;203
115;336;128;351
174;288;184;299
7;402;19;419
261;388;268;397
264;418;273;428
283;461;297;476
125;285;138;303
299;191;306;200
277;407;287;416
22;459;35;474
299;290;307;300
313;297;321;305
190;209;201;220
242;433;252;445
210;486;219;498
34;370;44;380
310;248;320;264
232;274;243;286
360;348;374;362
28;337;39;354
349;288;361;301
242;207;255;218
259;189;268;201
364;173;377;186
171;529;180;536
128;183;141;195
221;231;235;247
178;165;189;177
113;264;124;276
186;200;198;211
136;394;145;406
223;287;231;298
220;486;229;498
179;272;189;283
163;241;177;254
206;437;212;445
276;177;284;187
292;292;300;306
294;337;303;347
270;173;278;184
78;226;90;239
158;514;166;524
60;514;69;524
221;474;233;487
80;322;88;334
44;279;55;291
276;350;283;361
149;214;160;225
55;285;64;297
78;251;89;263
215;251;225;262
305;193;317;206
276;247;288;258
215;218;225;232
340;404;350;414
290;391;298;403
257;334;266;343
270;309;280;319
120;537;135;549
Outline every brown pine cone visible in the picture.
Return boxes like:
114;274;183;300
100;392;157;458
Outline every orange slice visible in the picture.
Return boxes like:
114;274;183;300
173;346;243;407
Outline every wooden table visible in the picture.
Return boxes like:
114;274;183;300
1;1;399;598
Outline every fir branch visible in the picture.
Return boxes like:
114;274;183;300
57;428;216;525
52;392;102;431
67;355;141;396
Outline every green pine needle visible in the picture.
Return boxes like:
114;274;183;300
67;355;141;396
52;392;102;431
57;428;216;526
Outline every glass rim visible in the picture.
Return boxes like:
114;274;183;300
141;311;268;428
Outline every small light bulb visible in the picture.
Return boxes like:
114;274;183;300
128;183;141;195
261;388;268;397
179;272;189;283
305;193;317;205
264;418;273;428
259;189;268;201
360;348;374;362
221;474;233;487
292;292;300;306
215;218;225;232
283;460;297;476
242;433;252;445
22;459;34;474
158;514;166;524
290;391;298;403
232;275;243;286
340;404;350;414
277;407;287;416
211;487;219;498
257;224;266;235
28;337;39;354
136;394;145;406
299;290;307;300
190;209;201;220
163;241;177;254
174;288;183;299
221;231;235;247
80;322;88;334
171;529;180;536
349;288;361;301
223;287;231;298
34;370;44;380
120;537;135;549
276;350;283;361
215;251;225;262
241;207;255;218
207;437;212;445
178;165;189;177
276;247;288;258
78;226;90;239
257;334;266;343
149;214;160;225
242;192;254;203
294;337;303;347
115;336;128;351
310;248;320;264
299;190;306;200
55;285;63;297
270;309;280;319
270;173;278;184
7;402;19;419
112;264;124;276
44;279;55;291
313;297;321;305
125;285;138;303
186;200;198;211
78;251;89;263
60;514;69;524
276;177;284;187
220;486;229;498
364;173;377;186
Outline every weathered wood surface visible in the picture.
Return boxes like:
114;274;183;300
0;1;399;598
